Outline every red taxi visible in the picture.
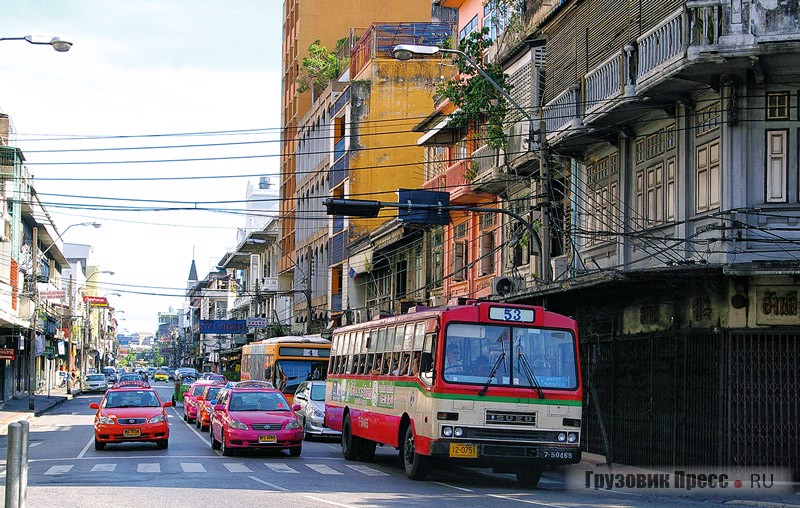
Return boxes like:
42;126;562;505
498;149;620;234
210;386;303;457
89;380;172;450
183;379;217;423
195;382;225;431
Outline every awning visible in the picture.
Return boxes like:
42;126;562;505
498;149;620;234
415;110;463;146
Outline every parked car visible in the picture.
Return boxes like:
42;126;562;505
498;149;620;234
195;382;225;431
89;380;172;450
210;385;303;457
293;381;340;440
85;373;109;393
183;380;218;423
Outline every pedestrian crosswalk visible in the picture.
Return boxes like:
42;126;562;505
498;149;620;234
39;460;390;478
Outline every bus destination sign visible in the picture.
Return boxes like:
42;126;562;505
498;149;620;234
488;306;535;323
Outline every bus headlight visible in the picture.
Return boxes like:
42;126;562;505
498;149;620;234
557;432;567;442
453;427;464;437
567;432;578;443
442;426;453;437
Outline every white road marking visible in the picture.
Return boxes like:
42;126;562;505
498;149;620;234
29;442;42;448
180;462;207;473
224;463;253;473
344;464;389;476
264;463;299;474
137;463;160;473
488;493;569;507
44;465;73;475
431;481;473;492
77;436;94;459
171;405;211;444
91;463;116;472
248;475;289;491
305;463;343;475
302;495;360;508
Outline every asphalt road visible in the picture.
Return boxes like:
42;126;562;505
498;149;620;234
2;384;793;507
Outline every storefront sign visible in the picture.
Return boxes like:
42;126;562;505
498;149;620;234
40;290;66;300
199;320;247;334
756;287;799;325
246;317;267;328
83;295;108;306
0;348;15;360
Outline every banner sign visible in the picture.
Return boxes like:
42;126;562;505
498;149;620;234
199;320;247;334
40;290;66;300
246;317;268;328
83;295;108;306
0;348;15;360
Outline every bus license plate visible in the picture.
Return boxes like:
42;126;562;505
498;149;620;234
123;428;141;437
258;435;277;444
449;443;478;458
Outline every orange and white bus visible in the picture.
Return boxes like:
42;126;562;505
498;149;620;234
240;335;330;403
325;300;582;486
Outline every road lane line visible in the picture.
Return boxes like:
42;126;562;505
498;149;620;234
171;405;212;445
264;463;299;474
44;465;73;475
344;464;389;476
431;481;473;492
137;463;160;473
248;475;289;491
224;463;253;473
77;436;94;459
180;462;207;473
305;463;343;475
488;493;569;507
302;495;360;508
91;464;116;472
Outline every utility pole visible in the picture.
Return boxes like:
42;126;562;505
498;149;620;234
27;227;38;410
538;119;552;282
305;247;313;335
66;275;74;395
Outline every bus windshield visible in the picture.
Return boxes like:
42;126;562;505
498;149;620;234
443;323;578;390
274;360;328;394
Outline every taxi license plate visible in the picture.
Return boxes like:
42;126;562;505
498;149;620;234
258;435;277;444
449;443;478;458
123;428;141;438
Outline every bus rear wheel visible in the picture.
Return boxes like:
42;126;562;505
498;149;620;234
402;425;430;481
516;466;544;488
341;414;362;461
358;439;376;462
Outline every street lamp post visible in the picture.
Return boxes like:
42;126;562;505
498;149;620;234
392;44;552;282
27;222;102;409
0;35;73;52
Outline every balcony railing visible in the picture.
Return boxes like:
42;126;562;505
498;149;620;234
333;137;345;161
330;152;349;189
330;232;348;264
637;8;686;85
687;0;723;47
542;85;581;139
583;51;624;120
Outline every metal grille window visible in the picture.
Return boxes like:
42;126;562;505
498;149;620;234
454;221;468;239
766;92;790;120
480;212;496;230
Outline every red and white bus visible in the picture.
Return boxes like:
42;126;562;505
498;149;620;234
325;300;582;486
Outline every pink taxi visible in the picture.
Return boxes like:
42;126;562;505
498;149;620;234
209;386;303;457
183;379;217;423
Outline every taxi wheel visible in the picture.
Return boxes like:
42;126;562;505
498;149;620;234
156;439;168;449
289;444;302;457
220;430;233;456
183;410;188;422
402;425;430;481
94;439;105;451
210;429;221;450
195;417;201;429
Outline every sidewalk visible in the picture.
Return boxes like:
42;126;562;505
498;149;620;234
0;384;81;434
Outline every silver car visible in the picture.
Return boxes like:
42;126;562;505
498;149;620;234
85;373;108;393
293;381;340;440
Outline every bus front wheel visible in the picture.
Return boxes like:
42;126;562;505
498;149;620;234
341;414;362;461
402;425;430;481
516;466;544;488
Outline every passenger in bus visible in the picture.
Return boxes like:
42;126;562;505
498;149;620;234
410;353;421;376
445;344;464;373
395;354;409;376
389;353;401;375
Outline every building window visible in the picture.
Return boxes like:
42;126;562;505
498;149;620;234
479;231;495;275
696;140;721;212
695;101;721;135
765;130;788;203
666;157;676;221
766;92;790;120
646;163;664;225
586;151;619;245
454;221;468;239
480;212;496;229
395;260;408;299
453;241;468;281
634;124;677;228
459;15;478;42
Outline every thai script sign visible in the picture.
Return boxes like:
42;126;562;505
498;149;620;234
199;320;247;334
756;287;799;325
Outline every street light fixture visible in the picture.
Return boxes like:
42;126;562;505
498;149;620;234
392;43;552;282
0;35;73;52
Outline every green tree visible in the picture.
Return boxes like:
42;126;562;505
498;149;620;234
437;27;512;151
296;38;349;94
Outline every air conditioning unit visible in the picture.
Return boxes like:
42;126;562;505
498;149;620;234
429;295;446;307
491;276;516;297
552;257;570;281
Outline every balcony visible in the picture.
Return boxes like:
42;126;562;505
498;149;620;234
330;232;348;264
330;152;349;190
469;144;506;194
444;159;485;205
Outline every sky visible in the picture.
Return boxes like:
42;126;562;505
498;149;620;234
1;1;283;334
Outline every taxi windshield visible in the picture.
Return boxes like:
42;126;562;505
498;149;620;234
105;390;160;408
229;391;289;411
206;387;221;400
